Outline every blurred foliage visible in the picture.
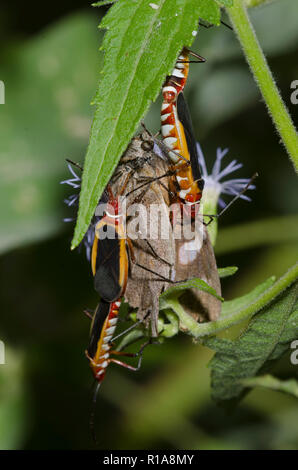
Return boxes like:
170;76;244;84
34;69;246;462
0;348;29;449
0;0;297;450
0;13;103;254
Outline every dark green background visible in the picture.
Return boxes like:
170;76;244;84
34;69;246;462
0;0;297;449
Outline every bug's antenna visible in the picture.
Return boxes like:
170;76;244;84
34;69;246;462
66;158;83;172
90;381;101;446
178;49;206;64
198;19;233;31
205;173;258;225
220;20;233;31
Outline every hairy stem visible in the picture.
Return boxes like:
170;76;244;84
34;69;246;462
227;0;298;171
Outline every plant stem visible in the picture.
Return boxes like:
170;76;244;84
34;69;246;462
227;0;298;172
165;262;298;338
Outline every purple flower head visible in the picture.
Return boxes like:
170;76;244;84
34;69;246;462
61;163;95;261
196;143;255;209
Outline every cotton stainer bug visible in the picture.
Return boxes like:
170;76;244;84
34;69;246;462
86;298;150;444
86;181;136;379
86;299;148;386
91;185;130;302
161;48;205;218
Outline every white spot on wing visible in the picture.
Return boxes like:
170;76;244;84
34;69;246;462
179;241;200;265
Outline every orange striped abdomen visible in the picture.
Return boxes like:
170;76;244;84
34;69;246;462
88;300;120;383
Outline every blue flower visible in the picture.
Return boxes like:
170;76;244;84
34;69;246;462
196;143;255;209
61;163;95;261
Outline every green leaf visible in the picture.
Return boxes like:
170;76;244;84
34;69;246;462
216;0;234;6
241;374;298;399
207;281;298;404
218;266;238;278
160;278;223;305
199;1;221;24
0;13;103;254
92;0;117;6
72;0;223;248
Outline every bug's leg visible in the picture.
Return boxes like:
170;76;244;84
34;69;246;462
129;187;148;206
131;262;174;283
132;261;196;285
108;358;142;372
125;171;174;198
118;170;135;196
111;311;151;344
127;242;173;283
143;239;172;267
111;320;144;343
110;340;154;370
83;308;94;320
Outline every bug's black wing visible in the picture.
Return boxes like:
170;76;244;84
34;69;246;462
93;235;123;302
177;92;204;189
87;301;111;358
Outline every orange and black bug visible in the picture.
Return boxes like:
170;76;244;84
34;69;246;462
161;48;205;218
86;300;150;385
87;161;173;381
91;185;130;302
86;299;151;443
